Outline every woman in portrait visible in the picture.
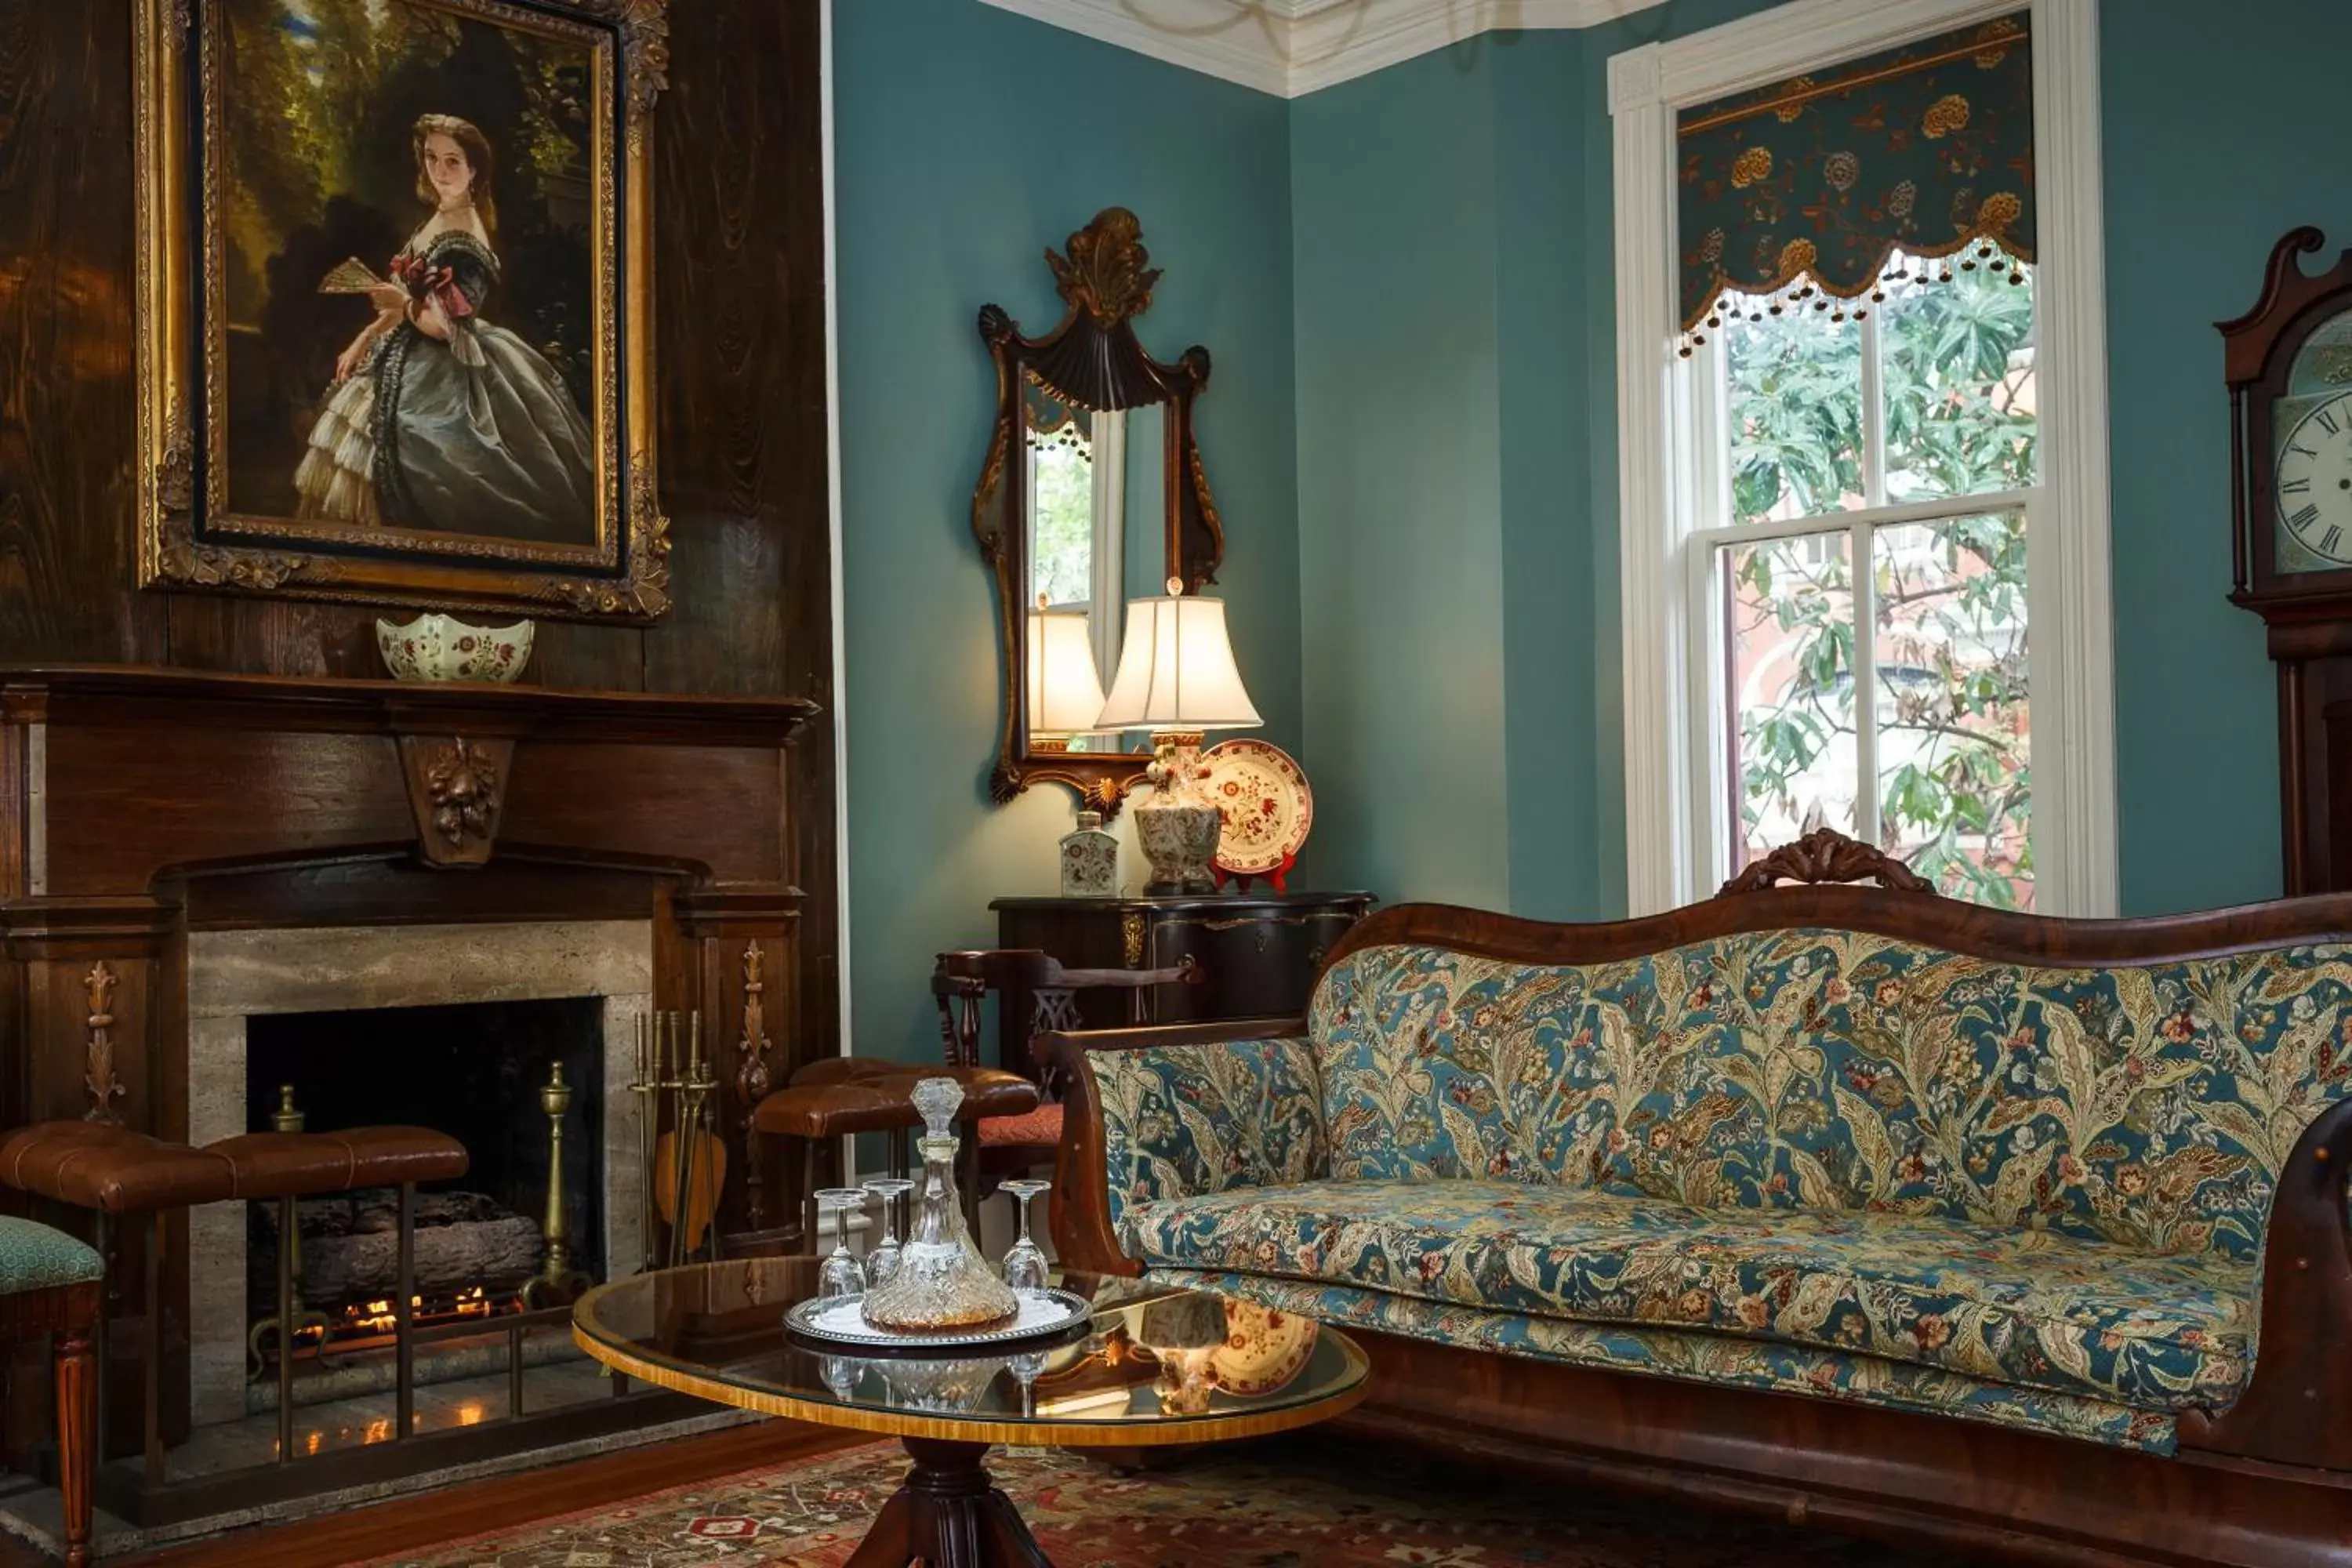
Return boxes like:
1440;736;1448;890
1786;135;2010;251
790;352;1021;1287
295;114;594;543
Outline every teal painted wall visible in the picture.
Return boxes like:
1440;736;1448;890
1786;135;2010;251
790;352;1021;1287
1494;33;1602;922
2098;0;2352;913
832;0;1298;1059
1290;47;1511;910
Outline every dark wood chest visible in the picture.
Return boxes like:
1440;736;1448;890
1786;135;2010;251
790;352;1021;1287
988;891;1373;1069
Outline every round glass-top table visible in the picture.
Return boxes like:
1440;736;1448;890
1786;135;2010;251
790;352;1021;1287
572;1260;1367;1566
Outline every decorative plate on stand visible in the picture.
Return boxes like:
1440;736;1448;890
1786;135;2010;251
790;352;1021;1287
1203;739;1312;892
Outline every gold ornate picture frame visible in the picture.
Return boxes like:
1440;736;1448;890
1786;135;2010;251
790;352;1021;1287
134;0;670;622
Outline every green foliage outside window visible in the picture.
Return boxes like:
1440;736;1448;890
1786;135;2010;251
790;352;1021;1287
1726;261;2036;907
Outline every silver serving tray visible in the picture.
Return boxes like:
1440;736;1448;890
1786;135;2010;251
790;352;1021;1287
784;1288;1093;1351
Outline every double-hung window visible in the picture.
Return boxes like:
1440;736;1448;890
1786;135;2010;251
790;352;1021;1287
1609;0;2114;916
1700;256;2038;905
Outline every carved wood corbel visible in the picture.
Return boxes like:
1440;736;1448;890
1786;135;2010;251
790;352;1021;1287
735;941;774;1231
395;735;516;868
82;961;124;1124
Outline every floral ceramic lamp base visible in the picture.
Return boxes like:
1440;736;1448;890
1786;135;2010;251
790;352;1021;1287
1136;731;1222;895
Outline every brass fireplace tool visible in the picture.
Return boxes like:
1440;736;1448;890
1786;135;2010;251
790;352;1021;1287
631;1011;723;1271
522;1062;593;1307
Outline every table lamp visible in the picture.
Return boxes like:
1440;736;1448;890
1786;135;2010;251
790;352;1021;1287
1092;579;1261;893
1025;600;1108;754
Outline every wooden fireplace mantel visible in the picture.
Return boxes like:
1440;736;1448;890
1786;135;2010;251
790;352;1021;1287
0;664;821;746
0;666;827;1450
0;665;820;895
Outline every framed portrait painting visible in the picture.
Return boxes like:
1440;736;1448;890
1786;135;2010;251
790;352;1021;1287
134;0;671;621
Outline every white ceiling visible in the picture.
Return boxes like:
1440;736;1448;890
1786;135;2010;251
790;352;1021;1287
977;0;1674;97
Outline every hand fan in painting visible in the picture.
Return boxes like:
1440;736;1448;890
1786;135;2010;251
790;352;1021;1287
317;256;387;295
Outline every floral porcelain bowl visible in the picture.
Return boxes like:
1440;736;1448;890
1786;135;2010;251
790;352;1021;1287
376;614;535;683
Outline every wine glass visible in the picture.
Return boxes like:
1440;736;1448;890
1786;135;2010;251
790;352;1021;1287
862;1177;914;1287
1010;1350;1047;1418
819;1354;862;1403
815;1188;868;1299
998;1178;1051;1294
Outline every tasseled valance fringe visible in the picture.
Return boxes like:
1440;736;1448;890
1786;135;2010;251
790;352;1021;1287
1679;239;2028;359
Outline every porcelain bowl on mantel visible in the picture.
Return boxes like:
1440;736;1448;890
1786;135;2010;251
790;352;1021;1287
376;614;535;684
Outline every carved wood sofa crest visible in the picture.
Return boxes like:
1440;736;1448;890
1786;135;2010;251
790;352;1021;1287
1043;833;2352;1567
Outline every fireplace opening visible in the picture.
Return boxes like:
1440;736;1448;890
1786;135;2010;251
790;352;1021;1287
244;996;605;1357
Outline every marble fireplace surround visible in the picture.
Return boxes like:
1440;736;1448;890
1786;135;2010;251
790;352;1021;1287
183;920;652;1427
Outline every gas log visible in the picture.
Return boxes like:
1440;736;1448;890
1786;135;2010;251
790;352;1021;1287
249;1189;544;1307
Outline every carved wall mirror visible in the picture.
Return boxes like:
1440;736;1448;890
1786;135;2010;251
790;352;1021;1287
974;208;1225;814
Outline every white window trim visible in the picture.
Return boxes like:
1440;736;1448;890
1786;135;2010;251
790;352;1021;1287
1607;0;2116;917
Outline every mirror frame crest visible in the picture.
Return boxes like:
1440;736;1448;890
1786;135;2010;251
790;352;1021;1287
973;208;1225;816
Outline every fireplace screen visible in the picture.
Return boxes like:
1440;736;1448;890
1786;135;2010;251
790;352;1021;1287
244;996;604;1356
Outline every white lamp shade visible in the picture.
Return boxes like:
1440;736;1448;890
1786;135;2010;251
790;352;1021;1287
1093;590;1262;732
1026;607;1108;737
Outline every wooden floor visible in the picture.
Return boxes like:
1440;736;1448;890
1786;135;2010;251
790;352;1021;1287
0;1420;863;1568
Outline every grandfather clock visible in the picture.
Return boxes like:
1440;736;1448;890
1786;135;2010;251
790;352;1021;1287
2222;227;2352;893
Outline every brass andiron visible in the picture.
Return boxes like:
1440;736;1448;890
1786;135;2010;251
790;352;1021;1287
246;1085;332;1380
522;1062;593;1307
632;1012;659;1273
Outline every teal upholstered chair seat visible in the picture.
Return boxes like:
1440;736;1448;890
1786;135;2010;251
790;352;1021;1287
0;1216;103;1294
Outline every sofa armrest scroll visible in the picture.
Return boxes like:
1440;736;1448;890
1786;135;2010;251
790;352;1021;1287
1038;1017;1313;1279
2176;1095;2352;1470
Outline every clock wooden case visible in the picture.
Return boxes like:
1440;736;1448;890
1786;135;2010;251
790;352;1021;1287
2222;227;2352;891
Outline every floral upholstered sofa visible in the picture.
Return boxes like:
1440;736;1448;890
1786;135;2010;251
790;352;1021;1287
1043;835;2352;1566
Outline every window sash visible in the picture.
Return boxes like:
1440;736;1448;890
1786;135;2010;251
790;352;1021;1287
1683;306;2040;891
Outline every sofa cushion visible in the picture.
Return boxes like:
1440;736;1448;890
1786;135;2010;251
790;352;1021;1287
1313;934;2352;1262
1152;1266;2179;1454
0;1216;103;1294
1122;1179;2252;1414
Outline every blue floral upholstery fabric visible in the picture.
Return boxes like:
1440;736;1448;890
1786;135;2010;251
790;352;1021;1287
0;1216;101;1294
1151;1268;2176;1454
1091;1035;1325;1234
1121;1179;2249;1412
1313;934;2352;1259
1080;930;2352;1445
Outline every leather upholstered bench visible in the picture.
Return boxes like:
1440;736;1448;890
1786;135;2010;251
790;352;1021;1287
752;1065;1038;1241
0;1118;466;1527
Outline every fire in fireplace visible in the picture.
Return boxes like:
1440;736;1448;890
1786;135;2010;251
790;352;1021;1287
242;996;606;1359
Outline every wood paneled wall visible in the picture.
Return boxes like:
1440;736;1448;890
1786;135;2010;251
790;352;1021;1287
0;0;839;1058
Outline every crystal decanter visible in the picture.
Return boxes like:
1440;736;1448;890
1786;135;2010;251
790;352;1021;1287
858;1078;1020;1332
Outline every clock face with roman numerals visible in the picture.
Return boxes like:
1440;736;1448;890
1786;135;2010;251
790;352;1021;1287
2275;391;2352;570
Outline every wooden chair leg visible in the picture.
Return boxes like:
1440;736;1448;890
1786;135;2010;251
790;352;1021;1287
56;1287;98;1568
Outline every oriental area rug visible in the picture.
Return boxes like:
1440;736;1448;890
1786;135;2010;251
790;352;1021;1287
350;1432;1947;1566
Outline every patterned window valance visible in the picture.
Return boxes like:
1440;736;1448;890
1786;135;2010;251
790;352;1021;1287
1676;13;2033;344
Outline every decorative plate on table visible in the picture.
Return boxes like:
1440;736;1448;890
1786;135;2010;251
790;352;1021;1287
784;1290;1092;1352
1203;739;1312;879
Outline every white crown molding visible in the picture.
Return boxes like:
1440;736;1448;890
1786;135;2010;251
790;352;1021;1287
974;0;1294;94
976;0;1669;98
